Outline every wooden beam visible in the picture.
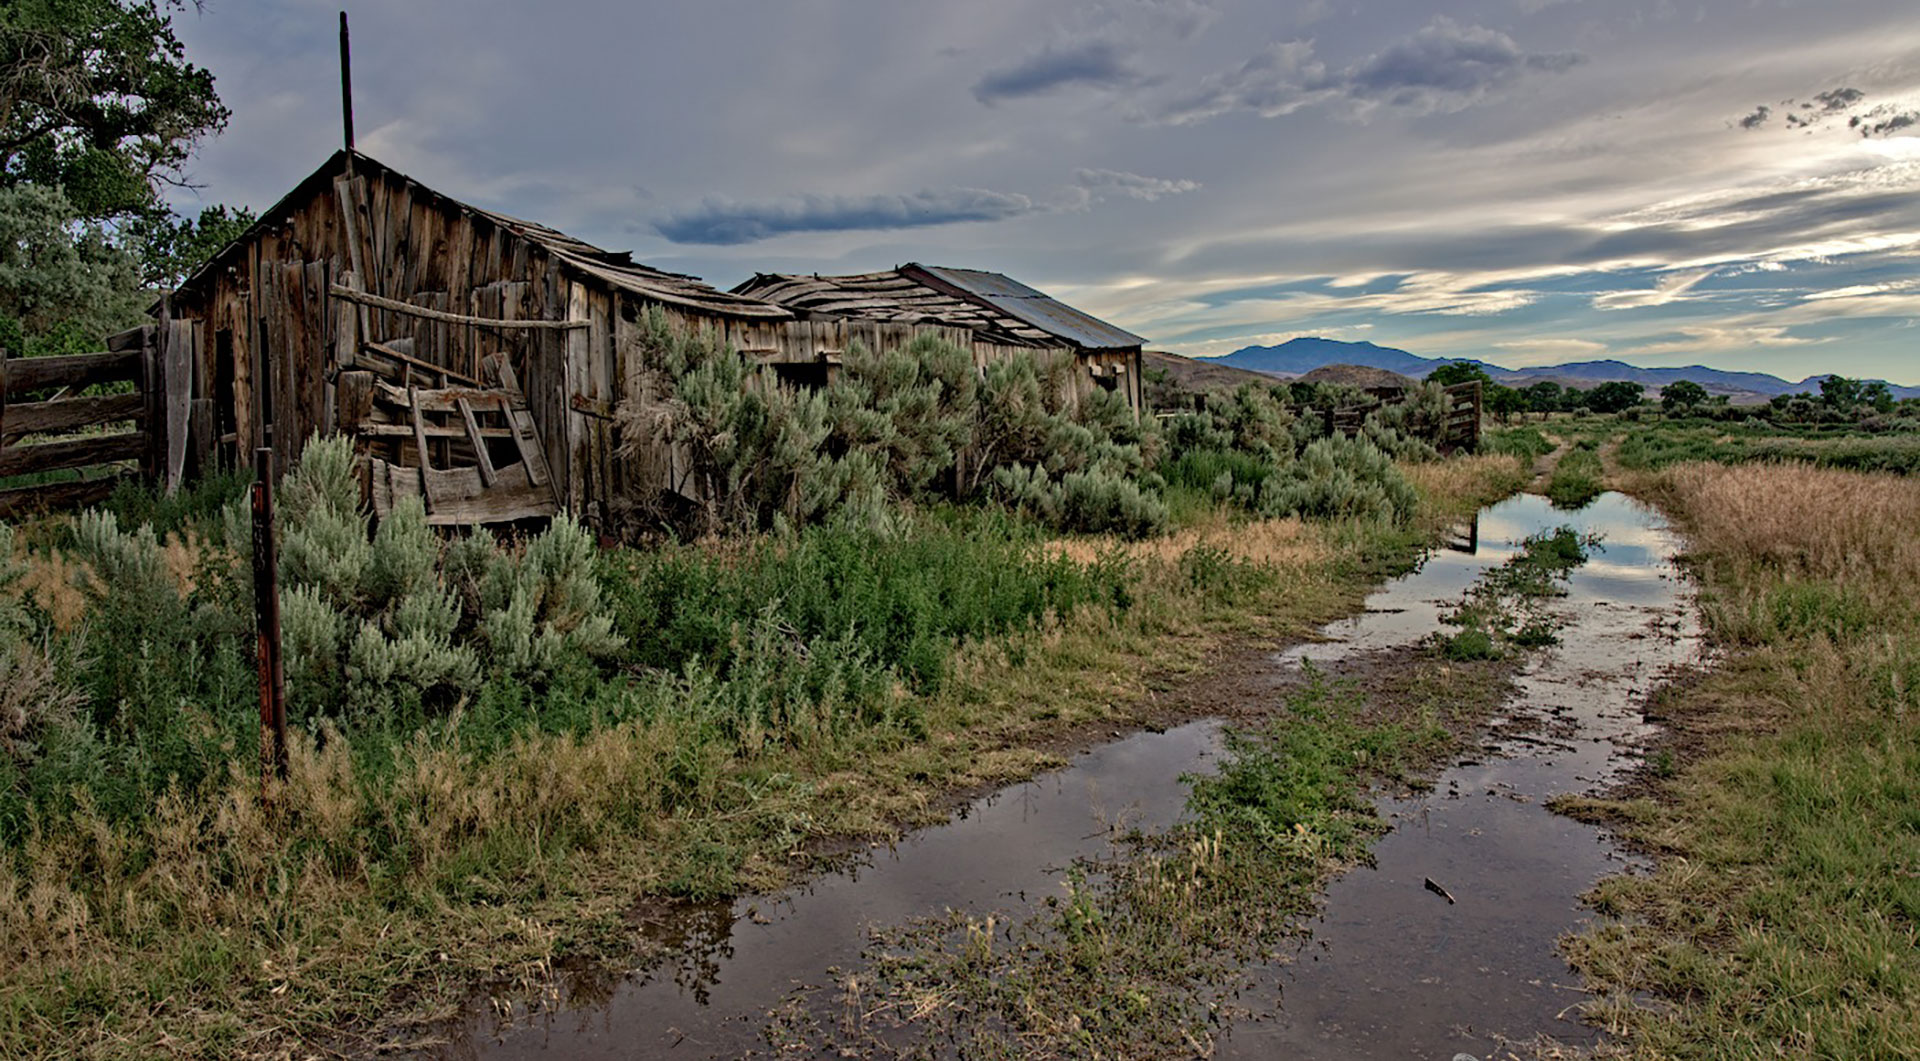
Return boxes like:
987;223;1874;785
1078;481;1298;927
0;476;125;520
330;285;587;330
361;339;483;388
3;351;144;399
1;392;145;441
455;397;497;487
0;431;147;477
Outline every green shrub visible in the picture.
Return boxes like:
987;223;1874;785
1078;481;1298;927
1261;436;1418;526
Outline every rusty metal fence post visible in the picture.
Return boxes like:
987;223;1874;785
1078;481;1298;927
251;448;289;797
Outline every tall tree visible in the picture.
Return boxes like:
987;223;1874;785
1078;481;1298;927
0;182;143;355
1;0;230;223
127;201;252;288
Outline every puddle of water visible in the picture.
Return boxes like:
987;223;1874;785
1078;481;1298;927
1218;491;1702;1060
444;721;1224;1058
437;490;1699;1060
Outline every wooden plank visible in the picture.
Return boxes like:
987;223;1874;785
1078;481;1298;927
455;397;497;486
372;379;513;414
0;431;148;477
407;386;433;472
367;456;556;525
2;392;145;441
509;408;551;487
2;350;144;398
564;280;588;514
357;420;513;440
165;319;194;492
0;476;125;520
189;398;214;476
357;340;484;389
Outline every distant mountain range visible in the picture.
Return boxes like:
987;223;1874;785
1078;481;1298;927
1208;338;1920;402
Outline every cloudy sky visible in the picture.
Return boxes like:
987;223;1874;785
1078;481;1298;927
165;0;1920;382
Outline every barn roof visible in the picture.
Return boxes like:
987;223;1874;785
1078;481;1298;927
169;150;792;321
732;263;1144;350
907;265;1145;350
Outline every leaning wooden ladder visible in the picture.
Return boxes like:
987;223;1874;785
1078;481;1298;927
357;352;559;525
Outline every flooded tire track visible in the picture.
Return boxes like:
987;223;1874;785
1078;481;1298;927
430;491;1700;1060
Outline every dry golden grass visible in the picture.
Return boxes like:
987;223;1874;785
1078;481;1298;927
1045;515;1329;571
13;549;88;632
1403;453;1527;511
1658;459;1920;585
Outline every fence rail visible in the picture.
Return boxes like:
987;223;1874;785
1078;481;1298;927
0;321;197;520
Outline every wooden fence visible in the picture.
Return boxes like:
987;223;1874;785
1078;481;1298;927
0;321;198;520
1322;380;1482;453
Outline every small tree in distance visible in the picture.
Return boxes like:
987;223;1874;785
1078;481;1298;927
1661;379;1709;415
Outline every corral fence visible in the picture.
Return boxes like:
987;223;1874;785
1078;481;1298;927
1320;380;1484;453
0;319;200;520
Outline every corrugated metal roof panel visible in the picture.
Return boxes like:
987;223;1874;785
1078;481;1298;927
909;264;1145;350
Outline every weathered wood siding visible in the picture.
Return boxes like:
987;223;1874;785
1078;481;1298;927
167;156;1126;531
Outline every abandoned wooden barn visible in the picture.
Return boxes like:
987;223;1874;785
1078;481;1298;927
732;265;1147;417
160;150;1026;530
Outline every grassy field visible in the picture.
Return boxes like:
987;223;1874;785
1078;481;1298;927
1554;452;1920;1057
0;444;1525;1058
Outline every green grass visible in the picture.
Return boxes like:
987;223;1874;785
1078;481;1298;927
1545;441;1606;509
1482;425;1555;462
1613;418;1920;475
1435;525;1590;659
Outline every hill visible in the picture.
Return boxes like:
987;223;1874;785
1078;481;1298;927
1297;363;1414;390
1208;338;1920;401
1143;349;1281;393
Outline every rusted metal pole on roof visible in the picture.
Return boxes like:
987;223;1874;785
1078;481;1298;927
339;11;355;154
252;447;289;799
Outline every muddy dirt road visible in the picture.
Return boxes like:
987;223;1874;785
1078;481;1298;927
434;491;1701;1060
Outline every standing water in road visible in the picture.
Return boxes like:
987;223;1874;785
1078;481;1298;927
439;491;1699;1059
1221;490;1702;1059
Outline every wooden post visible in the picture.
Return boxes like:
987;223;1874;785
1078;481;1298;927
339;11;355;153
252;448;289;796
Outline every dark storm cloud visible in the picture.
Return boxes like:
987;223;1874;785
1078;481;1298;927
1344;17;1583;105
972;40;1147;103
1149;17;1583;124
654;188;1041;245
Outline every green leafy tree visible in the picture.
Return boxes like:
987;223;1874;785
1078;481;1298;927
1427;360;1494;387
1523;380;1563;418
1585;380;1645;414
127;201;253;288
1486;383;1528;423
0;181;144;355
1818;374;1863;410
1;0;230;222
1860;380;1895;414
1660;379;1709;414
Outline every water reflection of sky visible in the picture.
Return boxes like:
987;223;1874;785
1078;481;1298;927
1288;491;1682;660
